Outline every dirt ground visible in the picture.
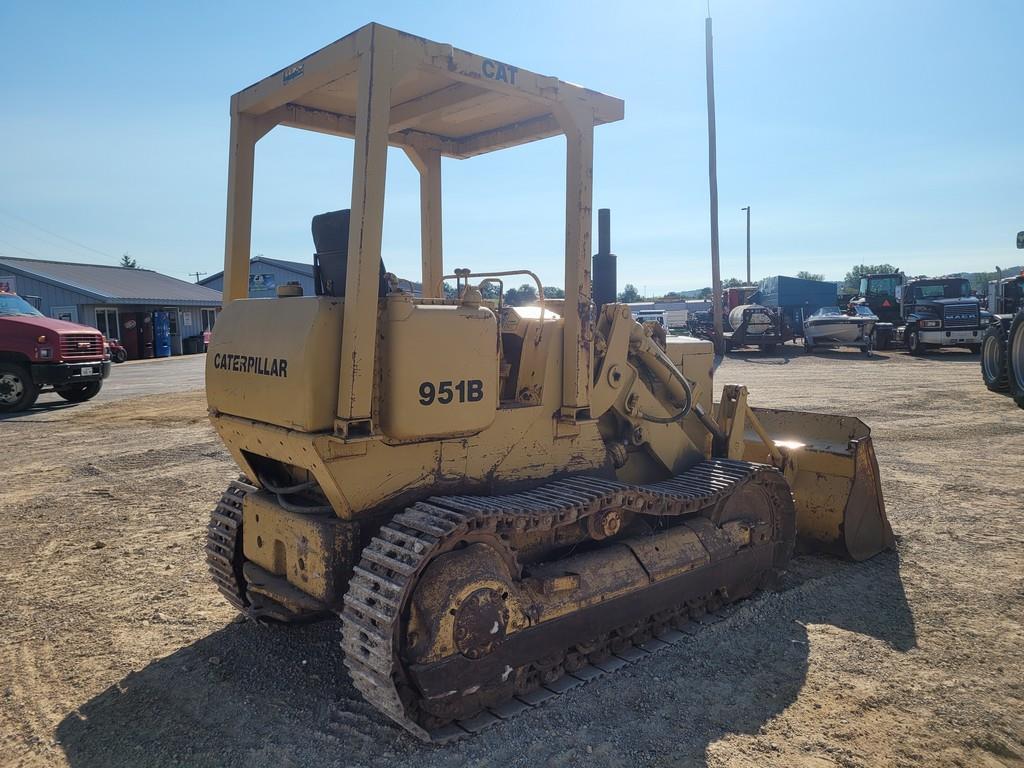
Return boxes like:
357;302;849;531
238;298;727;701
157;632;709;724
0;347;1021;768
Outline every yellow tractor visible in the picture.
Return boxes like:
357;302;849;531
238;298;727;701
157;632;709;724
205;24;893;741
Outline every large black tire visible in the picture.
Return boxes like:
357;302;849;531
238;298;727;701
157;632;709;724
1008;311;1024;409
981;324;1009;392
906;328;925;356
112;348;127;363
56;380;103;403
0;362;39;413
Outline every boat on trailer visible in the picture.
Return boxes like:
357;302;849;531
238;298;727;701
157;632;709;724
804;305;878;354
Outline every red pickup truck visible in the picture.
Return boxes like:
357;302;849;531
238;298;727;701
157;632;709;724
0;292;111;413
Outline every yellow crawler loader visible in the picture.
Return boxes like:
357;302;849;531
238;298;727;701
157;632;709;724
204;24;894;741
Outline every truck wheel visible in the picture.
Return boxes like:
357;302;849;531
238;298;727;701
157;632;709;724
113;348;127;363
0;363;40;413
56;381;103;403
1008;311;1024;409
981;324;1009;392
906;329;925;356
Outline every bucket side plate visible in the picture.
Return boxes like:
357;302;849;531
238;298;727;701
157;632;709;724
744;407;894;561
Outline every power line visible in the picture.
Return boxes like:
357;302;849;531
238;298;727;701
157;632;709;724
0;237;42;259
0;207;122;264
190;271;208;283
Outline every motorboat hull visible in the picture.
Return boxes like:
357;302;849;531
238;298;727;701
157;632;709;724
804;317;876;349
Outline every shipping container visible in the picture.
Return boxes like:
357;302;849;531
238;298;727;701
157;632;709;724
757;276;838;329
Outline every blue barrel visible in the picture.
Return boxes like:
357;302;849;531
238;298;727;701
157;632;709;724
153;312;172;357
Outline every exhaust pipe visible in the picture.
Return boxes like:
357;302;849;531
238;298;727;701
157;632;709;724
593;208;617;311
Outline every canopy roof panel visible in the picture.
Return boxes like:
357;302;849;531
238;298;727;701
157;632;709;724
233;23;624;158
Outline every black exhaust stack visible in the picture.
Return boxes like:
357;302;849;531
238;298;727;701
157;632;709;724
593;208;616;311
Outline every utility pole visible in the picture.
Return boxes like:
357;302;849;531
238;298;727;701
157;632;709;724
741;206;751;284
705;15;724;356
190;271;208;284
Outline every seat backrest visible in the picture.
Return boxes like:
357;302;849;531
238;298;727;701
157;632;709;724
312;209;350;297
311;209;388;298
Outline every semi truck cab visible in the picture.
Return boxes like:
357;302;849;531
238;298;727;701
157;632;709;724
987;273;1023;318
900;278;985;354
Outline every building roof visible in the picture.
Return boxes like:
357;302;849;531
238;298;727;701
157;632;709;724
199;255;314;286
253;256;314;276
0;257;223;306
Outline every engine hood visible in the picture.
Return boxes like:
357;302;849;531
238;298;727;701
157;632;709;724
0;314;102;336
926;297;979;306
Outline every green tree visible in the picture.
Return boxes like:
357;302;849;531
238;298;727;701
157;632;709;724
542;286;565;299
969;270;999;293
796;271;825;281
120;253;138;269
617;284;641;302
504;283;538;306
843;263;898;292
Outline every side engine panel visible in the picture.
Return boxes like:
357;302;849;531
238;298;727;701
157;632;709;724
206;296;344;432
380;298;499;440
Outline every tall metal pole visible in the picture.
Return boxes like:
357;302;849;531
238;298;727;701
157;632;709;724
706;16;724;355
741;206;750;284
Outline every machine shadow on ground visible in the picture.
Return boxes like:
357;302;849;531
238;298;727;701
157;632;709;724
897;350;983;363
723;345;890;365
725;345;981;366
55;551;915;768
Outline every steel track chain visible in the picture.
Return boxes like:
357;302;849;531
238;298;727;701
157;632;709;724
340;459;780;742
205;479;256;612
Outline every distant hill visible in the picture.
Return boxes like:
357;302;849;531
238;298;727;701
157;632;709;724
953;266;1024;292
955;266;1024;280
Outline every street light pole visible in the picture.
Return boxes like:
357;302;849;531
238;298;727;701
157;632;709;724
741;206;750;284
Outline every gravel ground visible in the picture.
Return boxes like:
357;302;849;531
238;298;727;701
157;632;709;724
0;345;1021;768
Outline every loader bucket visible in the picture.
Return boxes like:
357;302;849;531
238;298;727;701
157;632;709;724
742;408;895;561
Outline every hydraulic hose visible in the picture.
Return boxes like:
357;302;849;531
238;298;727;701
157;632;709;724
257;472;333;515
628;326;694;424
257;473;317;495
276;494;333;516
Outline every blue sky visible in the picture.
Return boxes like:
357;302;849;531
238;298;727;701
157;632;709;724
1;1;1021;294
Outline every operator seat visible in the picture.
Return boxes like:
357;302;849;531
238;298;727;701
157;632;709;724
311;209;388;298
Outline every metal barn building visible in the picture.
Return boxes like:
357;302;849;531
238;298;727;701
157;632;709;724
200;256;315;298
0;257;223;358
200;255;425;298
